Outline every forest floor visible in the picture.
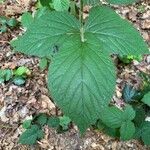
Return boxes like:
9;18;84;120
0;0;150;150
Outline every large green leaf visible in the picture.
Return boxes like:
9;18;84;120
11;6;149;132
84;6;149;56
48;36;116;132
106;0;139;5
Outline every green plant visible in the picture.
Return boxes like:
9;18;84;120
98;105;136;140
121;72;150;144
20;114;71;145
11;0;149;145
0;69;13;83
19;125;44;145
0;16;17;33
0;66;31;85
119;55;142;64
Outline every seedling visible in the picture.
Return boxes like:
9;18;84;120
20;114;71;145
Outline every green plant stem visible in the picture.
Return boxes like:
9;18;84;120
79;0;85;42
79;0;83;25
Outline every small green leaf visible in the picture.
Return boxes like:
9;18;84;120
123;105;135;121
0;0;5;4
13;76;26;85
141;92;150;107
119;55;142;64
52;0;70;11
141;121;150;145
106;0;139;5
103;127;120;138
19;125;44;145
59;116;71;130
21;12;34;29
122;84;139;103
0;69;12;82
133;106;146;127
96;119;106;130
40;0;52;7
5;69;13;81
39;58;48;70
22;119;32;129
47;117;60;128
120;121;135;141
35;113;47;126
0;16;7;24
13;66;30;76
0;25;7;33
7;18;17;28
100;107;123;128
0;78;4;84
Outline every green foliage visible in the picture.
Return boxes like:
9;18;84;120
38;0;69;11
83;0;100;5
122;105;135;121
120;121;135;140
100;105;135;129
97;105;136;140
119;55;142;64
52;0;70;11
39;0;52;7
0;0;5;3
12;5;149;133
7;18;17;27
13;66;31;85
133;106;146;127
20;114;71;145
22;120;32;129
134;121;150;145
0;69;13;83
106;0;139;5
59;116;71;130
39;58;48;70
121;72;150;144
13;66;31;77
0;16;17;33
0;66;30;85
122;84;139;102
13;76;26;85
100;107;123;128
47;117;60;128
141;92;150;107
21;12;34;29
137;5;145;13
141;122;150;145
35;113;48;126
19;125;44;145
12;0;149;145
